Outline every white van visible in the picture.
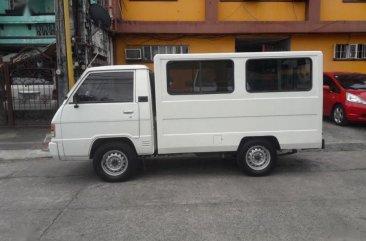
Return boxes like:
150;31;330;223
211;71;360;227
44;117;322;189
49;52;324;181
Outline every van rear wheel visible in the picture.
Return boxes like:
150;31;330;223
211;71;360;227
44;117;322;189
93;143;137;182
237;139;276;176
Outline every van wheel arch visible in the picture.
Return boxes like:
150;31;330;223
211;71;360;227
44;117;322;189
90;138;137;159
238;136;280;152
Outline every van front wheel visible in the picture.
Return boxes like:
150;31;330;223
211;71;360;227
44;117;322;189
237;140;276;176
93;143;137;182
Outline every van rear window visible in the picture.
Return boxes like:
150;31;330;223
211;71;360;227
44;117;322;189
246;58;312;93
167;60;234;95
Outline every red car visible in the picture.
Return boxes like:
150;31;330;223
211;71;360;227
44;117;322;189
323;72;366;125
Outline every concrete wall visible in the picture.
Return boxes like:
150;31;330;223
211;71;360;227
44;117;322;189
120;0;366;22
115;34;366;74
292;34;366;73
114;1;366;74
321;0;366;21
115;34;235;69
218;1;305;21
121;0;205;21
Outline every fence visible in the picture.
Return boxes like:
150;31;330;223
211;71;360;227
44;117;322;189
0;47;58;126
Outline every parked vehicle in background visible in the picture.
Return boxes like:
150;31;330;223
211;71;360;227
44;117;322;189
49;52;324;182
11;68;57;111
6;68;57;111
323;72;366;125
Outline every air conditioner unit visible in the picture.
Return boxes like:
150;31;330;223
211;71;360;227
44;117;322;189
125;48;142;60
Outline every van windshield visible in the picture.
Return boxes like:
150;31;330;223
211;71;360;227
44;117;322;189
335;74;366;90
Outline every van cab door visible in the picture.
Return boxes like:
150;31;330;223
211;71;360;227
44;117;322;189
60;71;139;158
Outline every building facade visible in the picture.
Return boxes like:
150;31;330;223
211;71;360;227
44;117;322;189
0;0;55;52
0;0;56;126
110;0;366;73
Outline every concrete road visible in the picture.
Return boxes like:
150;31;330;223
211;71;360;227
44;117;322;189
0;121;366;241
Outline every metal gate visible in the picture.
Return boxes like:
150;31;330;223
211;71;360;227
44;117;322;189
1;46;58;126
0;68;6;126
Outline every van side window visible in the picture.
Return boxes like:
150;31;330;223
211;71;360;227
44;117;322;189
246;58;312;92
167;60;234;95
74;72;134;103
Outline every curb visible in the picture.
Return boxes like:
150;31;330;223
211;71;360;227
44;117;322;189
0;149;51;161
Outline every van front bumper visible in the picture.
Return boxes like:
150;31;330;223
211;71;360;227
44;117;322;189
48;141;60;160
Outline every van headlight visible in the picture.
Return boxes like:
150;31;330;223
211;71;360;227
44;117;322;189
346;93;366;105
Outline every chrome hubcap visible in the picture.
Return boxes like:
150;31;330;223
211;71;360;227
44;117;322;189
101;150;128;176
245;146;271;171
334;107;343;124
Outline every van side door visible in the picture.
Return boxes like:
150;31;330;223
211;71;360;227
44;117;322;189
60;71;139;159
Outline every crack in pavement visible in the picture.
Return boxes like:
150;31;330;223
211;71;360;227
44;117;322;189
38;184;88;241
0;166;365;181
3;197;363;214
0;174;87;180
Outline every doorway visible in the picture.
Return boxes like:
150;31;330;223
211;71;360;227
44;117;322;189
235;37;290;52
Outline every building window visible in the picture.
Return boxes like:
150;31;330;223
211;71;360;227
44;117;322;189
246;58;312;92
167;60;234;95
343;0;366;3
129;0;177;2
358;45;366;59
142;45;188;62
334;44;366;60
220;0;305;2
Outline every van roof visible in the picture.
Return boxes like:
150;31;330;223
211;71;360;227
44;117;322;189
154;51;323;61
85;65;149;72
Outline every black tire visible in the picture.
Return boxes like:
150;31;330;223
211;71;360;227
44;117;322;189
237;139;277;176
332;104;348;126
93;142;137;182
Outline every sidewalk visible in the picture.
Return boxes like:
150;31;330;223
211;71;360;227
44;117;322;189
0;127;51;161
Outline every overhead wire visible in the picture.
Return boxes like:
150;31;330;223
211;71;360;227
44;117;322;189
220;2;258;21
242;2;259;21
292;0;298;21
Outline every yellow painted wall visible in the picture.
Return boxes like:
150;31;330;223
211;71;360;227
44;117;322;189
218;2;305;21
321;0;366;21
121;0;205;21
120;0;366;22
115;34;366;74
115;35;235;68
292;34;366;73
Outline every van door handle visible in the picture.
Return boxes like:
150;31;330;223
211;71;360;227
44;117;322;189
123;110;134;114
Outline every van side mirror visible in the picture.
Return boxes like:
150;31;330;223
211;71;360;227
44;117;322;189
73;94;79;108
323;85;331;92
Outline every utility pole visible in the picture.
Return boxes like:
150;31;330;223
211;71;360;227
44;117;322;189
55;0;75;104
55;0;113;103
55;0;68;103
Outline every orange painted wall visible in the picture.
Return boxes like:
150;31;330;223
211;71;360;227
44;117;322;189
218;2;305;21
120;0;205;21
115;35;235;69
115;34;366;74
321;0;366;21
120;0;366;22
291;34;366;73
